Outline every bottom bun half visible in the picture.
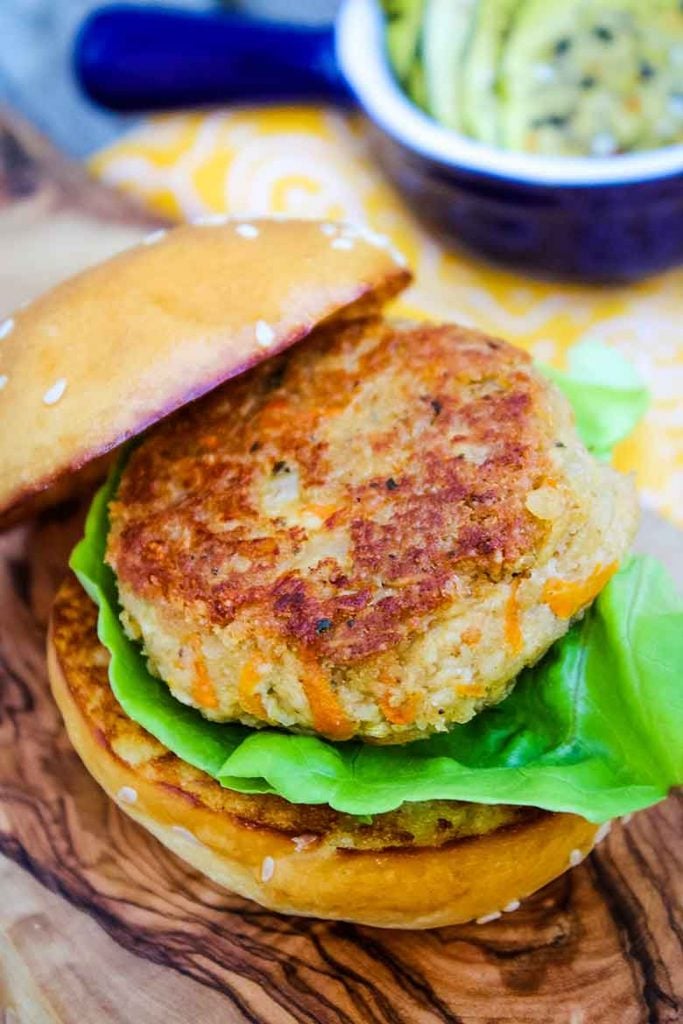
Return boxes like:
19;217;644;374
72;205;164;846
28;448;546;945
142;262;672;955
48;576;599;929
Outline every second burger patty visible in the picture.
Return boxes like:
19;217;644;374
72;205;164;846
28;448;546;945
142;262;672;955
107;318;638;743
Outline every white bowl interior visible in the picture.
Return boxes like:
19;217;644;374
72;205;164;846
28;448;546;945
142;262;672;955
336;0;683;187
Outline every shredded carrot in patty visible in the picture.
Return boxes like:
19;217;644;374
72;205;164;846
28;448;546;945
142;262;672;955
542;562;618;619
238;659;267;719
298;651;354;740
378;691;419;726
190;639;219;710
460;626;482;647
455;682;487;699
504;579;523;654
304;503;339;522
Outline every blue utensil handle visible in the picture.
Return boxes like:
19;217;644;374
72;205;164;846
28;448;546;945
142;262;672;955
75;3;351;111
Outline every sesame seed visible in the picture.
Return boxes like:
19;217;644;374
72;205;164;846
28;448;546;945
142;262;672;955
593;25;614;43
356;225;391;248
620;813;633;825
0;317;14;340
475;911;501;925
261;855;275;882
0;374;8;392
503;899;521;913
236;223;259;239
332;237;354;251
116;786;138;804
533;114;570;130
43;378;67;405
141;229;167;245
569;848;584;867
321;223;338;236
171;825;200;844
594;820;612;845
255;320;276;348
193;213;229;227
292;834;317;852
389;246;408;267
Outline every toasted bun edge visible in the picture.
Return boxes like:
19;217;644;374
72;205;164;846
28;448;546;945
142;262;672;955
1;219;410;528
47;594;600;929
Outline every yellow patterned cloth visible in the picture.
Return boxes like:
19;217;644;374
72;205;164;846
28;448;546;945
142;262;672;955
91;107;683;525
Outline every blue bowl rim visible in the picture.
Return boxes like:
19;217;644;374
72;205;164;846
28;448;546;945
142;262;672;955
336;0;683;189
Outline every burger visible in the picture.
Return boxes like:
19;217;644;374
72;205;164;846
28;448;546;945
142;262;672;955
1;219;680;928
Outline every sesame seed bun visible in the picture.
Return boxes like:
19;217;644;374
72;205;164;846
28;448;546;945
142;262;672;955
47;573;600;929
0;219;409;529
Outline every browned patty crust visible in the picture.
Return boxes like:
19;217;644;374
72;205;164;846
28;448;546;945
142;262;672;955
50;574;602;928
53;574;535;851
107;316;637;741
109;319;550;658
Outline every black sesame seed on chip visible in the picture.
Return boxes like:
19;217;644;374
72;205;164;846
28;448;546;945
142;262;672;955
593;25;614;42
532;114;570;129
386;477;399;491
315;618;333;634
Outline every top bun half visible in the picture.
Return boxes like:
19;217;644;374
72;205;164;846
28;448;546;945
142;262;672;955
0;219;410;528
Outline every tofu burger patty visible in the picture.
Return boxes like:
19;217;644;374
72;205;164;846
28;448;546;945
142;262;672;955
49;573;601;928
107;318;638;742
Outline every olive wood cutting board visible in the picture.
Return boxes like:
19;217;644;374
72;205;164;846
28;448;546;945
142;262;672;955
0;109;681;1024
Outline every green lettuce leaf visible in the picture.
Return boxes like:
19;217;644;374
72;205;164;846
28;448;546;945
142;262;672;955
541;341;650;459
71;458;249;782
69;342;681;822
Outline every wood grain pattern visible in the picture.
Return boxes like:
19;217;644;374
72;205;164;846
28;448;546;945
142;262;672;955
0;107;681;1024
1;504;682;1024
0;856;241;1024
0;107;163;316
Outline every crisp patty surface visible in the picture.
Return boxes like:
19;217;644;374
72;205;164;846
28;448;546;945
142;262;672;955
107;318;638;741
52;574;537;851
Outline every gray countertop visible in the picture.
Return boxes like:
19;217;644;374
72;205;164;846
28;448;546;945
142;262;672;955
0;0;137;157
0;1;339;158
